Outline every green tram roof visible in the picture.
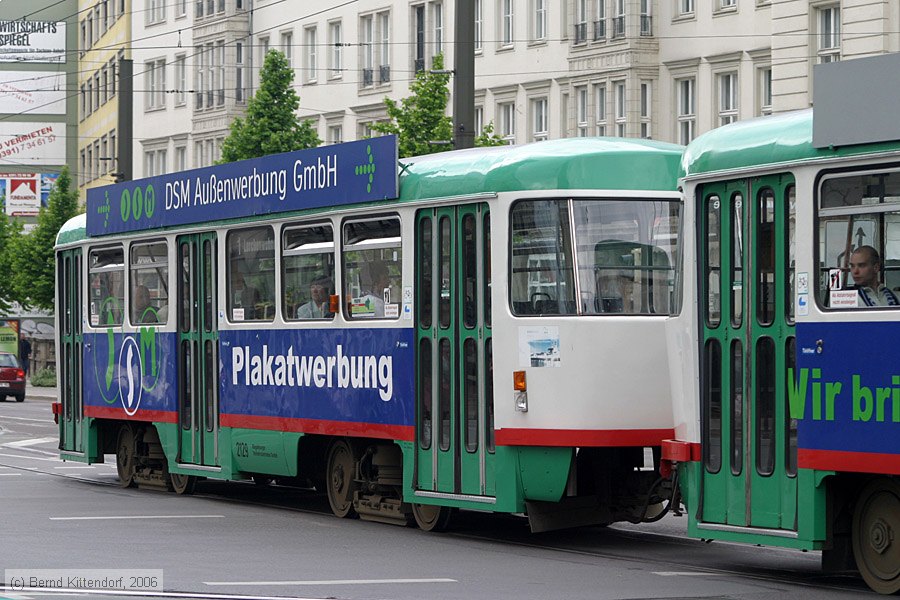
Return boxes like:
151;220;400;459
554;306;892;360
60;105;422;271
682;109;900;178
57;137;684;248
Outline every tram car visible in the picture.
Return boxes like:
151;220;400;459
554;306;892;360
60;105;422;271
55;135;683;531
664;55;900;594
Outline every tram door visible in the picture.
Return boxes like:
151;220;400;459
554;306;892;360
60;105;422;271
58;249;84;454
176;233;219;467
699;175;798;531
415;204;495;497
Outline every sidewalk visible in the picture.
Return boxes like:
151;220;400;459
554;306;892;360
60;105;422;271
25;383;58;401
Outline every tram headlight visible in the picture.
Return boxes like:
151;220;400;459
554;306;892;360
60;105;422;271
515;391;528;412
513;371;528;412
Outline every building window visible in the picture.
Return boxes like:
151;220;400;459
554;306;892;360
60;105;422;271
594;0;606;40
531;97;548;141
175;146;186;171
282;30;294;68
329;125;343;144
475;0;483;50
147;0;166;24
236;42;245;103
380;12;391;82
640;82;651;138
501;0;514;46
594;83;606;135
614;81;626;137
414;5;426;72
759;67;772;116
533;0;547;41
303;28;316;83
475;106;484;134
718;71;738;126
612;0;625;39
361;15;374;86
576;86;588;137
259;36;270;70
575;0;587;44
177;0;187;18
677;77;695;144
640;0;651;36
719;0;736;8
145;59;166;110
499;101;516;144
330;21;343;78
433;2;443;58
679;0;694;16
216;41;225;106
174;54;186;105
817;5;841;63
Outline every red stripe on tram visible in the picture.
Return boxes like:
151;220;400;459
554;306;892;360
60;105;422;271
84;405;178;423
799;448;900;476
220;413;415;442
495;428;675;447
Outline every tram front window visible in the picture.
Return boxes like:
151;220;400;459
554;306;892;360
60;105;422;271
509;198;680;316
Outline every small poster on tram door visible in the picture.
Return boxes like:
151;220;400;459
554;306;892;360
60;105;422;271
518;326;561;368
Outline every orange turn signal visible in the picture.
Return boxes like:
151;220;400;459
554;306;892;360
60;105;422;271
513;370;527;391
329;294;339;314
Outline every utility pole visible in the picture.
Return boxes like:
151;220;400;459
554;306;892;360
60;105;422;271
453;0;475;149
116;58;133;182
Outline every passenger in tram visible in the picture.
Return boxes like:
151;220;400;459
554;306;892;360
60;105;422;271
132;284;158;324
297;276;334;319
850;245;900;307
360;262;391;317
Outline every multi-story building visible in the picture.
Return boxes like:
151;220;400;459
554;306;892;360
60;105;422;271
77;0;130;199
129;1;900;179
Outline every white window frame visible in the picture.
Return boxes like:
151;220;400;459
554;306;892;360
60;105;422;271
303;27;316;83
758;66;772;116
531;97;548;141
533;0;547;41
174;54;186;106
362;15;374;84
236;42;246;103
594;83;607;136
501;0;514;47
147;0;165;25
328;124;343;144
281;29;294;68
678;0;694;16
677;77;695;144
614;81;626;137
145;58;166;111
433;3;443;56
380;12;391;80
475;0;483;51
817;5;841;63
330;21;343;78
499;101;516;144
576;86;588;137
640;81;651;138
717;71;738;126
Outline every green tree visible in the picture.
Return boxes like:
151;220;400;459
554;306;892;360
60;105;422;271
219;50;321;162
371;54;454;158
474;121;506;147
0;209;22;312
10;167;81;310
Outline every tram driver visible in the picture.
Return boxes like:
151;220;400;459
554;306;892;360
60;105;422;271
850;245;900;307
297;275;334;319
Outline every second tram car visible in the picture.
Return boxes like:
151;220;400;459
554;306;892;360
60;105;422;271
56;136;684;531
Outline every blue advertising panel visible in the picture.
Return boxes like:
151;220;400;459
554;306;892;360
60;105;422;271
86;136;398;237
218;328;415;430
795;321;900;470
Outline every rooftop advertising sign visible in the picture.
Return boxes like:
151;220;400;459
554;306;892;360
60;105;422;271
0;21;66;63
86;136;399;237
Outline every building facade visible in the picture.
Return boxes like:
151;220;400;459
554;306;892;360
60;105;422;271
127;0;900;179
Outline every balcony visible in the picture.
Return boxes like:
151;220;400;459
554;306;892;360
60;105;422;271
574;22;587;44
414;58;425;73
611;16;625;39
640;15;652;36
379;65;390;84
593;19;606;41
362;68;374;86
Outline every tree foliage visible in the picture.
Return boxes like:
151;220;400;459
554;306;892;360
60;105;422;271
0;208;21;313
219;50;321;163
371;54;454;158
9;167;81;310
474;121;507;147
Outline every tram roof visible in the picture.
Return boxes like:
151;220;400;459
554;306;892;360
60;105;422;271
398;137;684;201
57;137;684;247
682;109;900;178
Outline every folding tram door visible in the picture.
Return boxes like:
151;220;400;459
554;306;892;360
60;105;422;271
414;204;495;517
698;175;798;532
58;248;85;455
176;233;220;470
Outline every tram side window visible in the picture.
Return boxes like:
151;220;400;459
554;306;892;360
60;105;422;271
817;170;900;309
227;227;276;321
130;241;168;325
510;200;576;316
88;246;125;327
343;217;402;320
282;224;336;321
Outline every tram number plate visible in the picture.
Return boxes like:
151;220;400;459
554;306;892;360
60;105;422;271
0;382;9;387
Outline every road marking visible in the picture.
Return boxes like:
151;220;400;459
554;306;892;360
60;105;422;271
53;466;95;470
0;473;22;476
653;571;722;577
2;437;58;448
204;578;457;586
0;452;59;462
50;515;226;521
0;415;53;423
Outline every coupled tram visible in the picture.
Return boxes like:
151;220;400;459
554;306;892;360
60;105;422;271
54;135;684;532
663;55;900;595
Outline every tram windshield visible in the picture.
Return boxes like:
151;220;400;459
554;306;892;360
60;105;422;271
510;198;680;315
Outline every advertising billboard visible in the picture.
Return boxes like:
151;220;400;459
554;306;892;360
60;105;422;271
0;21;66;63
0;172;58;216
0;71;65;115
0;122;65;165
0;320;18;356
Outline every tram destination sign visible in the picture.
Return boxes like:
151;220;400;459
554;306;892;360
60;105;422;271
86;136;398;237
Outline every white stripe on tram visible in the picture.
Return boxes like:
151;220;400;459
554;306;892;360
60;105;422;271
50;515;226;521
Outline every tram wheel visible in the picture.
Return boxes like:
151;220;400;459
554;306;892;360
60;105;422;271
852;478;900;594
411;503;453;532
325;439;359;518
168;472;197;495
115;424;136;488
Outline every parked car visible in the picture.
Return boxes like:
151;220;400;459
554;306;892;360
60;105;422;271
0;352;25;402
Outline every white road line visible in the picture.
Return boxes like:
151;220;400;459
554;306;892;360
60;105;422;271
0;473;22;476
653;571;722;577
0;452;60;462
50;515;226;521
204;578;457;586
53;466;95;470
0;415;54;423
2;437;58;448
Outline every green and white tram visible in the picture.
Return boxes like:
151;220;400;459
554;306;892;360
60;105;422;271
666;102;900;593
56;136;684;531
